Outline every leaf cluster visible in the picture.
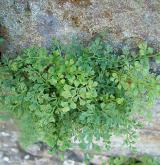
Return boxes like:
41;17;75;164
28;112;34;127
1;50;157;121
0;37;160;152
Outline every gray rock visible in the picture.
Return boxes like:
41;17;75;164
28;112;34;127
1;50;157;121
1;132;10;137
24;155;30;160
0;0;160;54
26;144;41;156
0;120;63;164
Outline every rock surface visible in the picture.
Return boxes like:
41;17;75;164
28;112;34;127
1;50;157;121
0;119;109;165
0;0;160;54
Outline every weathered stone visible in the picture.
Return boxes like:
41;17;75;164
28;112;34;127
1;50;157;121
0;0;160;54
0;119;63;165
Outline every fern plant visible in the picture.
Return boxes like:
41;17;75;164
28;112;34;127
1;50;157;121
0;37;160;152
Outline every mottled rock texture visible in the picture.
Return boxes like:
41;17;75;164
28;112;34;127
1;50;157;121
0;0;160;158
0;0;160;54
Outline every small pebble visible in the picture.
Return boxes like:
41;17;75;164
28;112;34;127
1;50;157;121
1;132;10;137
3;156;9;162
24;155;30;160
63;160;75;165
11;148;18;153
3;144;9;147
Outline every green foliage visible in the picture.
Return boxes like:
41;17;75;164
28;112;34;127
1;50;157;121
109;155;159;165
155;53;160;64
0;36;4;45
0;37;160;152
